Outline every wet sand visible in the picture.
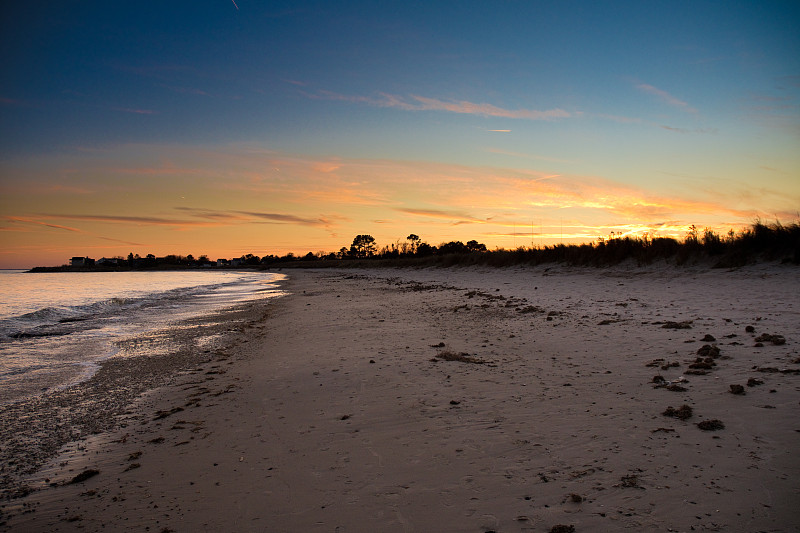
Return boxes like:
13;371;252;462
1;265;799;532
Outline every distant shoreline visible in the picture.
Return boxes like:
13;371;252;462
25;220;800;272
26;265;263;273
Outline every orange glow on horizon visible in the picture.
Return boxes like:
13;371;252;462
0;144;796;269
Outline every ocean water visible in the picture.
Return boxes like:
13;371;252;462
0;270;285;405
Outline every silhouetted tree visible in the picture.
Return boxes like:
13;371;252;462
406;234;421;254
350;234;377;258
439;241;469;254
417;242;435;257
466;240;487;252
241;253;260;265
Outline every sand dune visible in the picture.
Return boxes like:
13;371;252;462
2;264;799;532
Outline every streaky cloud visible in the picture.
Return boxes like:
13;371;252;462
660;125;717;134
159;84;211;97
636;83;697;113
52;207;340;230
177;206;349;230
313;90;570;120
395;207;486;225
40;214;213;227
112;107;157;115
0;96;29;107
486;147;575;164
97;236;146;246
4;216;82;233
235;211;332;227
409;95;570;120
592;113;643;124
174;207;250;221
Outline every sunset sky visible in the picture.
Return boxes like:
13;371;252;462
1;1;798;268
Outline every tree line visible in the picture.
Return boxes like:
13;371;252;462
32;221;799;272
274;221;799;268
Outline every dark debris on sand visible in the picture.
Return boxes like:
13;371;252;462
619;474;641;488
729;384;746;395
696;344;721;358
68;469;99;484
754;333;786;346
688;358;715;370
433;351;488;365
652;375;689;391
662;321;693;329
666;384;687;392
697;419;725;431
153;406;184;420
646;359;680;370
663;405;693;420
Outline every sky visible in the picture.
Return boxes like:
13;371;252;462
1;1;798;268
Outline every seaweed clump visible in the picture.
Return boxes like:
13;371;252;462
697;419;725;431
662;405;693;420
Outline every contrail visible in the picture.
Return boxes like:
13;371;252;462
231;0;239;9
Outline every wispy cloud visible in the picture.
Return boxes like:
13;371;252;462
173;207;250;221
636;83;697;113
95;163;203;177
235;211;332;227
659;125;717;134
2;216;146;246
0;96;28;107
3;216;82;232
486;148;575;164
175;207;343;230
313;90;571;120
159;84;211;97
97;236;146;246
112;107;157;115
40;214;213;227
42;209;339;230
116;63;198;81
395;207;487;225
592;113;643;124
411;95;570;120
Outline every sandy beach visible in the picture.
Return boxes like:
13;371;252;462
1;264;799;532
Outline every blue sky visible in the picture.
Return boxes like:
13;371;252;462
1;1;798;267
